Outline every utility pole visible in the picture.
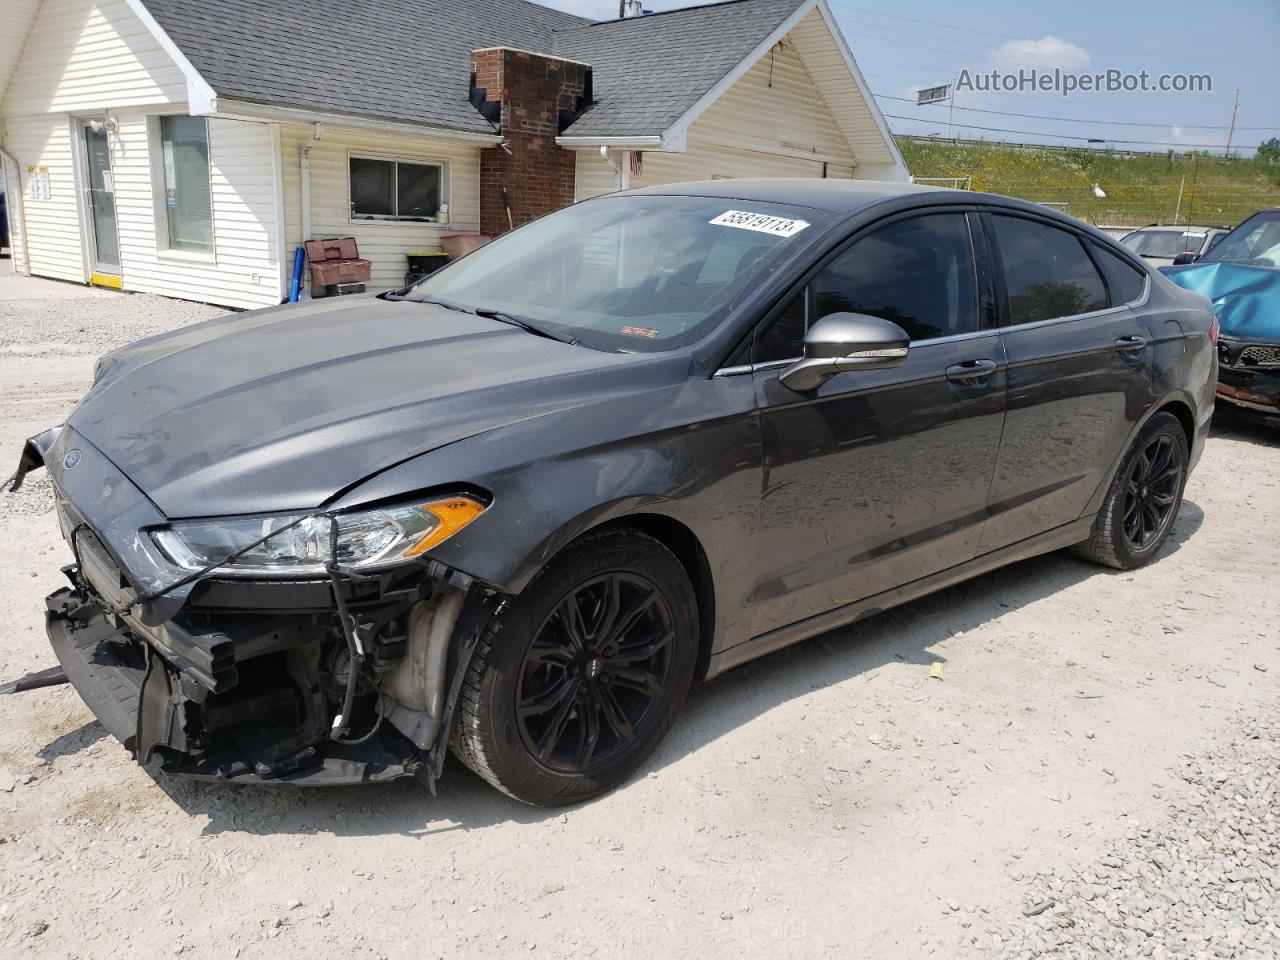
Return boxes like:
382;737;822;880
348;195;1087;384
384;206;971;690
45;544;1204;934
1225;89;1239;157
947;77;956;139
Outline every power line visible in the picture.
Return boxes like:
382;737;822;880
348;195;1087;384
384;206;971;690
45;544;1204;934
881;114;1247;150
874;93;1280;132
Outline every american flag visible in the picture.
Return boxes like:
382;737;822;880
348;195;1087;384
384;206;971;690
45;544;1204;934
630;150;644;178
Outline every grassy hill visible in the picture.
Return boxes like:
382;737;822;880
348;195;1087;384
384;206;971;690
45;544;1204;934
897;138;1280;228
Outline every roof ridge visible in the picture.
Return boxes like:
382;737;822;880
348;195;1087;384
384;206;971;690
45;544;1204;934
552;0;796;34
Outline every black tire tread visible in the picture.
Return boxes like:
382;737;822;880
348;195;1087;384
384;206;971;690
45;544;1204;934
1071;411;1187;570
449;527;691;804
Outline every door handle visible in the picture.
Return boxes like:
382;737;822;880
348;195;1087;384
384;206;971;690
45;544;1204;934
946;359;998;383
1114;335;1147;354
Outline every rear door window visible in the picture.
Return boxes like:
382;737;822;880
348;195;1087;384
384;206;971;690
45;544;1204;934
990;216;1107;324
1089;242;1148;306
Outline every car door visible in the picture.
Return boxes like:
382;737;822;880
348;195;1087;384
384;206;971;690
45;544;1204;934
978;211;1154;552
743;210;1007;637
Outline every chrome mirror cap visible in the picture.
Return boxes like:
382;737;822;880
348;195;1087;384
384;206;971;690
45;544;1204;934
780;312;910;392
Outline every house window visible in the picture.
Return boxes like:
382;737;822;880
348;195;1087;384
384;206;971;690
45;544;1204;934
159;116;213;253
349;156;443;222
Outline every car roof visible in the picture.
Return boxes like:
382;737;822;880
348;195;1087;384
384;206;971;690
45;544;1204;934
615;177;1115;227
618;178;974;213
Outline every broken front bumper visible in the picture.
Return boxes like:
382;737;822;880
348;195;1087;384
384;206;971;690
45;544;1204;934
45;577;424;786
1217;341;1280;422
18;423;494;788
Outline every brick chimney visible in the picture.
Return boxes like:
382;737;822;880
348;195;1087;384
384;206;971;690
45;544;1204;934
470;48;592;237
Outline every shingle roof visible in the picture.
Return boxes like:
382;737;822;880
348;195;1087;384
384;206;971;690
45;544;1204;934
142;0;589;135
553;0;803;138
142;0;806;139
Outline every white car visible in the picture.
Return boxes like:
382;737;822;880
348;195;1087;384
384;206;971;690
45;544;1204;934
1119;224;1230;266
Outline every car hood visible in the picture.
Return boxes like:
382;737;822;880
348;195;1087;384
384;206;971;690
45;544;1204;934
1161;261;1280;342
68;296;682;517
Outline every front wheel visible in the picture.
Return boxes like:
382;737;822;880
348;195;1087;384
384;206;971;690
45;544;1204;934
1072;411;1189;569
450;528;698;805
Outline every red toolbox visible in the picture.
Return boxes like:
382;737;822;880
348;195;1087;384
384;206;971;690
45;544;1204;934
306;237;372;287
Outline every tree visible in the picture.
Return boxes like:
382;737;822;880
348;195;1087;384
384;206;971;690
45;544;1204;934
1257;138;1280;163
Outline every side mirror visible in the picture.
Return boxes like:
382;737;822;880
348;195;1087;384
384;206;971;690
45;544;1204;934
1172;252;1199;265
779;312;909;392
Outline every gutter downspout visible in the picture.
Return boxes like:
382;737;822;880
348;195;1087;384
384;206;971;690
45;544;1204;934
0;146;31;276
300;122;324;245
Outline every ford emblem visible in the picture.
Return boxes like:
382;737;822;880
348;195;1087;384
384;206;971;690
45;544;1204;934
63;449;82;469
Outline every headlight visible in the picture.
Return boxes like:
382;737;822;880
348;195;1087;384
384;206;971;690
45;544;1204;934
151;495;487;577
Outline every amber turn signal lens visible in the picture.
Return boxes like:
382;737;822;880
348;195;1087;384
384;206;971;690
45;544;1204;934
402;496;487;557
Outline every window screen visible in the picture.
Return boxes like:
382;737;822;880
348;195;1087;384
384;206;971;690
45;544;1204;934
159;116;212;253
991;216;1107;324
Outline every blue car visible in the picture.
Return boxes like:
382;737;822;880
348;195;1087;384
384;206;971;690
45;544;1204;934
1162;208;1280;424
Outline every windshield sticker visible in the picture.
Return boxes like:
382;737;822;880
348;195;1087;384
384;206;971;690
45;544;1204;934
709;210;810;238
620;325;660;339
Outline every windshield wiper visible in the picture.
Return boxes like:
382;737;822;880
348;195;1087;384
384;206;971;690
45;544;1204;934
471;307;580;346
383;293;580;345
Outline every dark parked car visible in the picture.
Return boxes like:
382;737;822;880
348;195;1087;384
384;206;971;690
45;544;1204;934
10;180;1217;805
1161;208;1280;424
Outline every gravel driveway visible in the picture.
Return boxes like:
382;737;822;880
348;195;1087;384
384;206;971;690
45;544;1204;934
0;265;1276;959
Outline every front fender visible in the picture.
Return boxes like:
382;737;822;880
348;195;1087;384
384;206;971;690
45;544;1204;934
329;374;762;651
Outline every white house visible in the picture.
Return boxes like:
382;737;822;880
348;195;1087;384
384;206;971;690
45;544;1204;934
0;0;907;309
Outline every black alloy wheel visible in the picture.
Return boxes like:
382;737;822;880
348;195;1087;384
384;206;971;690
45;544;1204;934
451;528;698;806
1072;411;1189;570
1121;434;1181;549
515;572;674;774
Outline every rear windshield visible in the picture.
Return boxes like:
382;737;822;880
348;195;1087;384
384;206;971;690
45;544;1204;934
1119;229;1205;258
409;194;833;353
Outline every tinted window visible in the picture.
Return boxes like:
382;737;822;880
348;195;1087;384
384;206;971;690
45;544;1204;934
1090;242;1147;305
812;214;978;342
992;216;1107;324
756;289;808;363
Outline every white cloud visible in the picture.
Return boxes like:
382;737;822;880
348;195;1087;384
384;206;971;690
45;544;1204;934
1169;125;1228;148
993;36;1091;69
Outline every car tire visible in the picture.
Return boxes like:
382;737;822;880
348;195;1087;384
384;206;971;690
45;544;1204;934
450;527;699;806
1072;411;1189;570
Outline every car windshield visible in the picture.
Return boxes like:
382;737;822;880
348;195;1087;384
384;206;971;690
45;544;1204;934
407;194;832;352
1199;210;1280;267
1120;229;1205;258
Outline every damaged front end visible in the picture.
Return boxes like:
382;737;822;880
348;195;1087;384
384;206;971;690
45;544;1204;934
11;425;501;788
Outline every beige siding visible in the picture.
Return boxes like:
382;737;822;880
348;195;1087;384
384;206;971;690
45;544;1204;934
2;0;187;117
1;114;84;282
279;124;482;292
677;35;856;171
110;112;280;309
0;0;40;106
578;35;858;200
788;8;900;168
574;150;621;202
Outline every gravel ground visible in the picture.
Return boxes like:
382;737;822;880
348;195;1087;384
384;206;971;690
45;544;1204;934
0;265;1277;959
975;709;1279;959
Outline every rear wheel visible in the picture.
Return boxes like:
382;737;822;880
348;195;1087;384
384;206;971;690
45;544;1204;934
450;528;698;805
1072;411;1188;569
